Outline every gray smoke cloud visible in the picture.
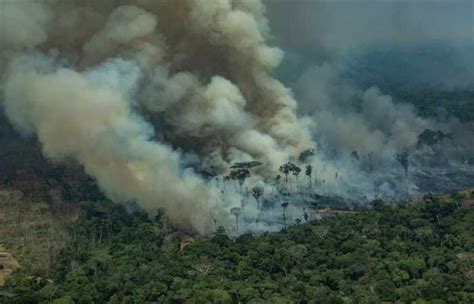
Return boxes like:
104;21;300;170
294;63;435;159
0;0;314;233
265;0;473;201
266;0;474;92
264;0;472;162
1;0;472;234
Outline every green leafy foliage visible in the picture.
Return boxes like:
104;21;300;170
2;197;473;303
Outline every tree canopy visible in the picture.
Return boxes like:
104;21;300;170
2;194;473;303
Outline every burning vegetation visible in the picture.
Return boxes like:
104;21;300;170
0;0;473;302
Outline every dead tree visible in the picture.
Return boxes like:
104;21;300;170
230;207;241;235
395;152;410;200
305;164;313;189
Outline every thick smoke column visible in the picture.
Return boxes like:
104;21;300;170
4;54;215;232
4;1;469;233
0;0;312;232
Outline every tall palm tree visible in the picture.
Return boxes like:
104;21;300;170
251;186;264;223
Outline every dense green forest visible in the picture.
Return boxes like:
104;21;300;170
2;193;473;304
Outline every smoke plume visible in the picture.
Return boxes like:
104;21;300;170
1;0;312;233
1;0;472;234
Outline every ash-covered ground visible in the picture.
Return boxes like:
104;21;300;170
412;163;474;196
213;128;474;235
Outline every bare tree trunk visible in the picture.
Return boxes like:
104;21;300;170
256;199;260;223
235;216;239;235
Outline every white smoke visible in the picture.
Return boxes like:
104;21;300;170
0;0;312;233
4;54;222;232
2;0;467;234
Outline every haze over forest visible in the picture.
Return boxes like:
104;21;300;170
0;1;473;303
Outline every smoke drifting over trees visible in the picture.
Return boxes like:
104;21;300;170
267;0;474;200
1;0;473;234
1;0;313;233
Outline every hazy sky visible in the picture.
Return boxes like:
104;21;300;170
263;0;474;91
265;0;473;50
